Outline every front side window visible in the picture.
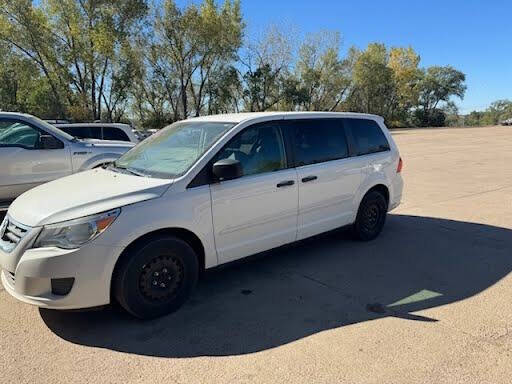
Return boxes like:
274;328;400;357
214;123;287;177
115;121;235;178
346;118;390;156
290;119;349;166
0;120;41;148
103;127;130;141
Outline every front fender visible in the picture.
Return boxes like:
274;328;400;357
78;153;123;171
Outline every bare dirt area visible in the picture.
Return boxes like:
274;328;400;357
1;126;512;383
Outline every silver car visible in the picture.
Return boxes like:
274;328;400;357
501;118;512;126
0;112;135;210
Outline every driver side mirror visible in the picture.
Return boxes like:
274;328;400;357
212;158;243;181
39;134;63;150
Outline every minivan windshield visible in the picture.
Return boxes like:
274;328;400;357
113;121;235;178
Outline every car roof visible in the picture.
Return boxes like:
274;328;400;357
54;123;131;129
185;111;384;124
0;112;76;141
0;111;35;119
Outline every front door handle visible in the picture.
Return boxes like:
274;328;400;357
301;175;317;183
276;180;295;188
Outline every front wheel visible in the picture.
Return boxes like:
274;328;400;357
352;190;388;241
113;235;199;319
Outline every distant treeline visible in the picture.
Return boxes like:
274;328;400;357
455;100;512;127
1;0;470;129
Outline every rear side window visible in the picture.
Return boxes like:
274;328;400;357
289;119;349;166
346;118;390;155
59;126;102;140
103;127;130;141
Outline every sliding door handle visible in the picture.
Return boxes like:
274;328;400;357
276;180;295;188
301;175;318;183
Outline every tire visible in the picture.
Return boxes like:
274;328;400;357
352;190;388;241
113;235;199;319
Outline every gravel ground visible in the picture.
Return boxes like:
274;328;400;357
1;125;512;384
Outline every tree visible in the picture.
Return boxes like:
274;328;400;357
485;100;512;125
345;43;396;121
152;0;243;118
415;66;466;126
240;24;295;111
0;0;69;116
443;101;461;127
0;42;61;117
0;3;470;129
464;111;485;127
0;0;148;120
295;31;351;111
463;100;512;127
205;65;242;114
387;47;422;125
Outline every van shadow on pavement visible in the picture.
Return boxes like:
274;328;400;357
40;214;512;357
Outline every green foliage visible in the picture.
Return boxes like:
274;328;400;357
415;66;466;126
238;23;294;112
295;31;351;111
388;47;422;124
0;0;470;128
0;43;60;117
0;0;147;120
132;0;243;123
346;43;396;119
463;100;512;127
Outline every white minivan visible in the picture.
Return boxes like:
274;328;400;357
0;112;403;319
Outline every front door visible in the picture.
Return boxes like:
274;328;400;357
210;121;298;263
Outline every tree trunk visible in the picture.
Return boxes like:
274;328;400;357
181;83;188;118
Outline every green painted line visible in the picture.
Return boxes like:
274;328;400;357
387;289;443;307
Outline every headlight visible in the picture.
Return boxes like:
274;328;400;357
33;208;120;249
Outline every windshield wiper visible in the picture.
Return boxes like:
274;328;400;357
125;167;150;177
111;164;150;177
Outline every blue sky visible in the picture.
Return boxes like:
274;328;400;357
179;0;511;113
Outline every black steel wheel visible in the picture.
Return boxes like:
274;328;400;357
139;255;184;302
113;235;199;319
353;190;388;241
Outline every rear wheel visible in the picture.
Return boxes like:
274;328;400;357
352;190;388;241
113;235;199;319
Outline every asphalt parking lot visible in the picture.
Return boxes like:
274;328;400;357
1;125;512;383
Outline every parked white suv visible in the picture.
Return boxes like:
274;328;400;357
0;112;403;319
54;123;139;143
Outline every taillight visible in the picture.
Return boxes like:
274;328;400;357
397;157;403;173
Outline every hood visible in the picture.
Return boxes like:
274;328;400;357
8;168;173;227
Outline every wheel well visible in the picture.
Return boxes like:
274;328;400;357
366;184;389;205
110;228;205;299
120;228;205;271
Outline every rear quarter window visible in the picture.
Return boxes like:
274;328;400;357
102;127;130;141
345;118;390;156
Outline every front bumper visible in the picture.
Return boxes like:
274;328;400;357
1;241;124;310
